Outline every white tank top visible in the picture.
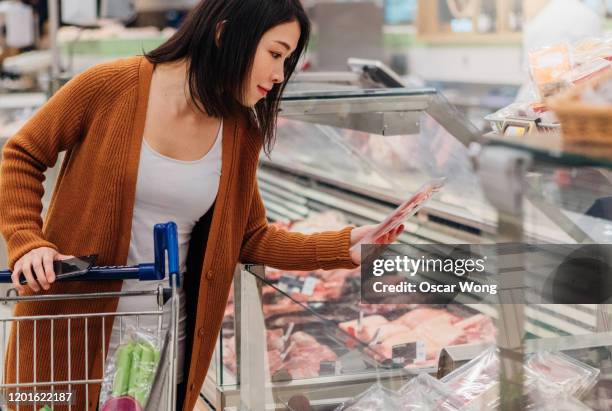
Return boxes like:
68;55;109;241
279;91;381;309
129;120;222;271
112;121;222;384
119;120;222;296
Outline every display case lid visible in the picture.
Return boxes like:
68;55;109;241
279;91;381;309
280;88;480;147
268;87;497;243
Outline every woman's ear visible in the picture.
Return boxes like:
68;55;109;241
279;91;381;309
215;20;228;48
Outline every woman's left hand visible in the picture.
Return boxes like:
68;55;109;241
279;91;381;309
349;224;405;265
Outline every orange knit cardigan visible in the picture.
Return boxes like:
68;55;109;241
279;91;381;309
0;56;357;411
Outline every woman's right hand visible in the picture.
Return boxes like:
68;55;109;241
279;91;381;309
12;247;74;293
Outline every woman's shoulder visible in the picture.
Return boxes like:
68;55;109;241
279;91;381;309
68;56;145;97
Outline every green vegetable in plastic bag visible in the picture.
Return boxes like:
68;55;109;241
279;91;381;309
112;342;134;396
127;343;143;398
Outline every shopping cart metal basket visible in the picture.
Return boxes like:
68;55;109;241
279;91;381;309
0;222;181;411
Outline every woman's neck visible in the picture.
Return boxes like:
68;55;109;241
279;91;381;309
153;60;208;120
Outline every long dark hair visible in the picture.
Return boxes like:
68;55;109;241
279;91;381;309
145;0;310;154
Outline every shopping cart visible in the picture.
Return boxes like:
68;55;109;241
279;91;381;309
0;222;181;411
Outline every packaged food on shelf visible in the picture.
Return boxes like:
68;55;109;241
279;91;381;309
527;35;612;99
563;58;611;86
573;37;612;66
489;34;611;137
529;43;573;99
486;111;557;138
440;346;600;409
440;346;500;409
525;351;600;399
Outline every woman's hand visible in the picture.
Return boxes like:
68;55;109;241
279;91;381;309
349;224;405;265
12;247;74;293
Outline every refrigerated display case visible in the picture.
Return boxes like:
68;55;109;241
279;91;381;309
202;88;612;410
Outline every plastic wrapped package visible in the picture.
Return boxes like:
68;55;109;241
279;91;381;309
99;327;162;411
529;43;573;99
525;377;594;411
581;72;612;105
495;35;610;125
563;58;611;85
573;36;612;66
440;346;500;410
525;351;600;399
334;384;401;411
440;347;600;410
398;373;460;410
351;178;444;249
488;101;559;127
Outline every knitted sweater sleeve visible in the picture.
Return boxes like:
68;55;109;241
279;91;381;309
0;67;103;268
239;180;359;271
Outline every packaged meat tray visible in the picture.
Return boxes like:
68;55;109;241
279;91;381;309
440;346;600;410
333;384;401;411
350;178;444;250
525;351;600;399
440;346;500;410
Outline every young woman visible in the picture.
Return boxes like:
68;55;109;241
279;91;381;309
0;1;403;409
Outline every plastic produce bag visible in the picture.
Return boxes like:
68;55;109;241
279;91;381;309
334;384;401;411
398;373;460;410
99;327;162;411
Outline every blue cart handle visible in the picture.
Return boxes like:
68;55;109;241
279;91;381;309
0;222;180;286
154;221;181;287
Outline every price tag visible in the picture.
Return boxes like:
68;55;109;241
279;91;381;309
319;361;336;376
391;341;426;365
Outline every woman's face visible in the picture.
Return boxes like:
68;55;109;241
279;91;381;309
244;20;300;107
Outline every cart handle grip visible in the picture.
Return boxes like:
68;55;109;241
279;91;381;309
154;221;180;287
0;264;155;283
0;222;180;285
